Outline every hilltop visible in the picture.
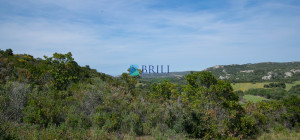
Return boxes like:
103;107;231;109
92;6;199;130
141;62;300;83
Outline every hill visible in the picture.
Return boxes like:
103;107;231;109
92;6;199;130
141;62;300;83
206;62;300;82
141;71;190;78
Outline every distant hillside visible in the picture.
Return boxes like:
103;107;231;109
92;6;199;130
141;62;300;83
207;62;300;82
141;71;191;78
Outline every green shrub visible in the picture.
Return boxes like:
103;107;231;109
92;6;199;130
150;80;179;100
23;90;72;126
289;84;300;95
282;95;300;128
244;88;288;100
264;82;286;88
44;52;80;90
240;115;258;138
65;113;91;129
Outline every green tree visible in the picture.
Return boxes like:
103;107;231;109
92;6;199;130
120;73;137;94
4;49;13;56
44;52;80;90
150;80;178;100
183;71;238;107
183;71;245;138
119;68;142;94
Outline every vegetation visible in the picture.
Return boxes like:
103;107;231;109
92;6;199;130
244;88;289;100
286;81;300;90
264;82;286;89
258;131;300;140
243;95;269;103
289;85;300;95
141;62;300;83
232;82;269;91
0;49;299;139
206;62;300;83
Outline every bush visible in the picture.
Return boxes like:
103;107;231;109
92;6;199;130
244;88;288;100
264;82;286;88
0;82;31;122
65;113;91;129
150;80;179;100
44;52;80;90
289;85;300;95
2;49;300;139
240;115;258;138
282;95;300;128
23;90;72;126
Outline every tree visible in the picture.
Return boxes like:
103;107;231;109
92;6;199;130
264;82;286;88
184;71;238;105
183;71;245;138
150;80;178;100
185;71;217;89
4;49;13;56
119;67;142;94
44;52;80;90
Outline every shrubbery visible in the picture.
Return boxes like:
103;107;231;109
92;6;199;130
264;82;286;88
1;49;299;139
244;88;288;100
289;85;300;95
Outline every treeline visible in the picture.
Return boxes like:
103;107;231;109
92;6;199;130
264;82;286;88
0;49;299;139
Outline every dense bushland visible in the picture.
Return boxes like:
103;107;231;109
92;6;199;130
0;49;299;139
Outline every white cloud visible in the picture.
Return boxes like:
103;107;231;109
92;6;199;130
0;0;300;75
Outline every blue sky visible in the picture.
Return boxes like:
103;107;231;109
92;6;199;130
0;0;300;75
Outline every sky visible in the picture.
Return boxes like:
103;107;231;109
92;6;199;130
0;0;300;75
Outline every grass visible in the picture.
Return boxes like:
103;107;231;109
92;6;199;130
286;80;300;91
258;132;300;140
232;80;300;91
232;82;271;91
243;95;268;103
136;83;146;87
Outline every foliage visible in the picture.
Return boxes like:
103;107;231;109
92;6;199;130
183;71;239;108
0;49;299;139
141;62;300;83
282;95;300;128
231;82;267;91
289;84;300;95
206;62;300;83
22;90;73;126
243;95;268;103
120;72;138;94
264;82;286;88
44;52;80;90
150;80;179;100
244;88;289;100
1;48;14;57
